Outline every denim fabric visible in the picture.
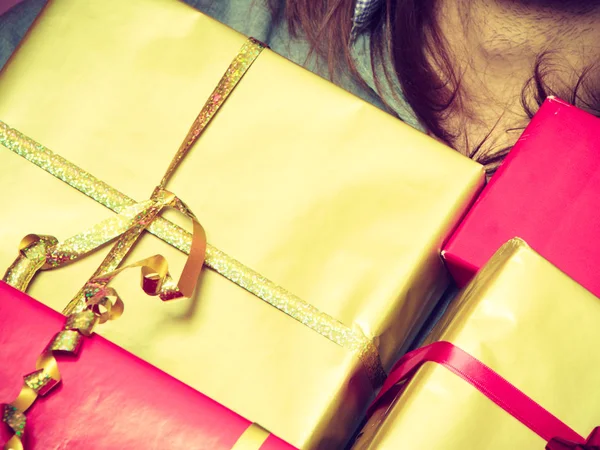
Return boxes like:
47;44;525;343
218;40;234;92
407;283;460;352
0;0;423;130
0;0;45;69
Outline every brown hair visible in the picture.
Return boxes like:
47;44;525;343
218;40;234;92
268;0;600;175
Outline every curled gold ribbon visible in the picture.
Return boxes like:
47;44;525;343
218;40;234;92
3;188;207;308
0;38;386;387
2;181;207;450
4;200;165;284
3;235;58;291
73;187;207;310
1;246;195;450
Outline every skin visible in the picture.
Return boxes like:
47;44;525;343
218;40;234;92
432;0;600;165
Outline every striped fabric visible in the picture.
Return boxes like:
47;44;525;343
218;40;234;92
351;0;382;36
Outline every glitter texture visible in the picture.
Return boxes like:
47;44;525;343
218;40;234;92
68;187;205;312
46;330;82;353
2;404;25;437
3;235;57;291
68;193;170;310
1;310;111;448
205;245;386;386
45;201;154;268
0;39;385;386
159;38;266;187
24;369;57;396
64;310;98;336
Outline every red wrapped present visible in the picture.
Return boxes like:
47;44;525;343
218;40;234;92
0;280;294;450
443;97;600;291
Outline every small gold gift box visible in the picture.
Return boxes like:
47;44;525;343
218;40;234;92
353;238;600;449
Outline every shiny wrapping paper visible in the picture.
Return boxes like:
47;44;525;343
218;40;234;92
352;238;600;450
0;281;294;450
0;0;483;448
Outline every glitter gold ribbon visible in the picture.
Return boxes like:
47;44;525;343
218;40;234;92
3;235;58;292
1;244;197;450
3;187;207;309
3;199;169;285
72;186;207;310
0;39;386;387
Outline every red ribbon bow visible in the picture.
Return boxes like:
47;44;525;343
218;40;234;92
547;428;600;450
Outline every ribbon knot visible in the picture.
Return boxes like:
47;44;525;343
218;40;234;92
547;428;600;450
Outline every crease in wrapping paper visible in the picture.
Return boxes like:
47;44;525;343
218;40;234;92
423;238;528;347
0;38;387;388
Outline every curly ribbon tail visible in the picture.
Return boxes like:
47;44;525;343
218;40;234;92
66;187;206;313
58;41;267;313
1;227;204;449
1;295;118;449
369;342;589;447
3;199;171;289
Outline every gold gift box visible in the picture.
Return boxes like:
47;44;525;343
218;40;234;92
0;0;483;448
353;238;600;450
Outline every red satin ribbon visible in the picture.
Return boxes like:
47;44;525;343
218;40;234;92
371;341;586;445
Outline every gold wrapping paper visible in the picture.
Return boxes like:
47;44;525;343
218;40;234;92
0;0;484;448
352;238;600;450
